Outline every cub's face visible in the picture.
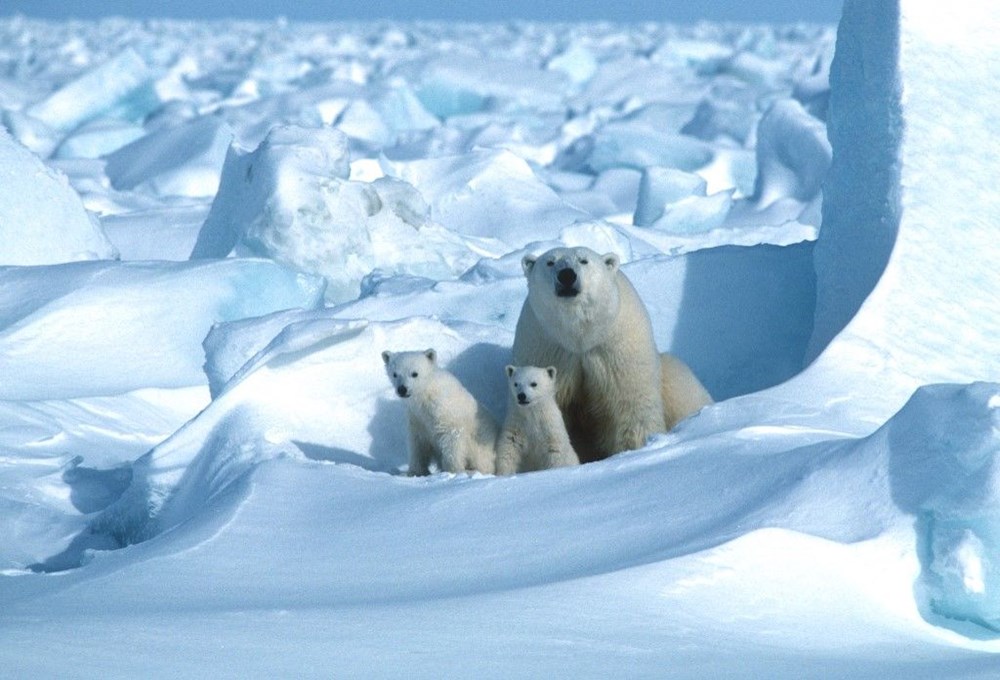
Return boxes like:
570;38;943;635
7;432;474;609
521;246;620;301
505;365;557;406
382;349;436;399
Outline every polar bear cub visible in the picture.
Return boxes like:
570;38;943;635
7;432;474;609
382;349;498;476
496;365;580;475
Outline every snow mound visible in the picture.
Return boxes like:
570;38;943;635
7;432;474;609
0;126;117;265
0;259;325;400
89;316;512;550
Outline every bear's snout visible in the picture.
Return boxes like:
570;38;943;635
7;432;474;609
557;268;577;286
517;392;529;405
555;266;580;297
396;385;409;398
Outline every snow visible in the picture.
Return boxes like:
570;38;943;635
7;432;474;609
2;3;1000;676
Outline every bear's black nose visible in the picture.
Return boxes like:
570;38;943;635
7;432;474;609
556;268;577;286
517;392;529;405
396;385;409;398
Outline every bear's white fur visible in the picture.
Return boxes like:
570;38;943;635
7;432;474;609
512;246;712;462
496;365;580;475
382;349;497;476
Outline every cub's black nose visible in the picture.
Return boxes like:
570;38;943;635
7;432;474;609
557;268;577;286
396;385;409;398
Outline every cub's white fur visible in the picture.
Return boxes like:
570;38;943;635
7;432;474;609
382;349;497;475
496;365;579;475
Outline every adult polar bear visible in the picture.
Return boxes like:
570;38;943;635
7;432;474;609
512;246;712;463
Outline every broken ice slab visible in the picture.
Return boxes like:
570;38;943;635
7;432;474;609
26;48;157;133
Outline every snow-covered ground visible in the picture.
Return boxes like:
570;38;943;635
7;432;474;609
1;1;999;676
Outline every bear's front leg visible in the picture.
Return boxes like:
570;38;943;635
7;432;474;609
495;432;521;476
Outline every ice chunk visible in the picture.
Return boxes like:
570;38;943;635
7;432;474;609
104;116;235;198
415;55;567;119
886;383;1000;633
633;166;732;234
752;99;832;207
0;259;326;401
26;48;156;132
574;124;715;174
681;80;760;145
53;118;146;159
384;147;587;246
1;109;59;157
546;45;598;85
0;126;117;265
193;125;504;303
634;167;708;226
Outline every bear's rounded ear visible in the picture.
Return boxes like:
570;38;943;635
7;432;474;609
381;350;392;364
505;365;516;378
424;348;436;363
521;254;537;276
546;366;557;380
602;253;620;271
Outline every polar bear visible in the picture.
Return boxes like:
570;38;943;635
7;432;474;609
382;349;498;476
512;246;712;463
496;365;580;475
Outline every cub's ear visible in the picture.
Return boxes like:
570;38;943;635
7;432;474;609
602;253;620;271
505;365;516;378
521;254;537;276
424;348;437;363
381;350;392;365
546;366;557;380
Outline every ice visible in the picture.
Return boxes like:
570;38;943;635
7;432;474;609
807;0;1000;390
0;126;117;265
103;116;235;198
752;98;832;207
52;118;146;159
193;125;504;302
25;47;156;133
384;147;588;246
634;167;707;226
546;44;598;85
577;124;715;174
0;259;325;401
882;383;1000;632
415;55;567;118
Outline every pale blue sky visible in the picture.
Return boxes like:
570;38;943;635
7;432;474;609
2;0;843;23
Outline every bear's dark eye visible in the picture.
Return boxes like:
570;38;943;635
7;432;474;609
580;258;589;265
411;372;419;378
546;260;554;266
530;382;537;387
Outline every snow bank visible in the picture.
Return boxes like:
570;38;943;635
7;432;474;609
0;127;117;265
90;316;512;549
0;259;325;400
752;98;832;206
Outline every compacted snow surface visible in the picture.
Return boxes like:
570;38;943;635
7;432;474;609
1;1;1000;676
